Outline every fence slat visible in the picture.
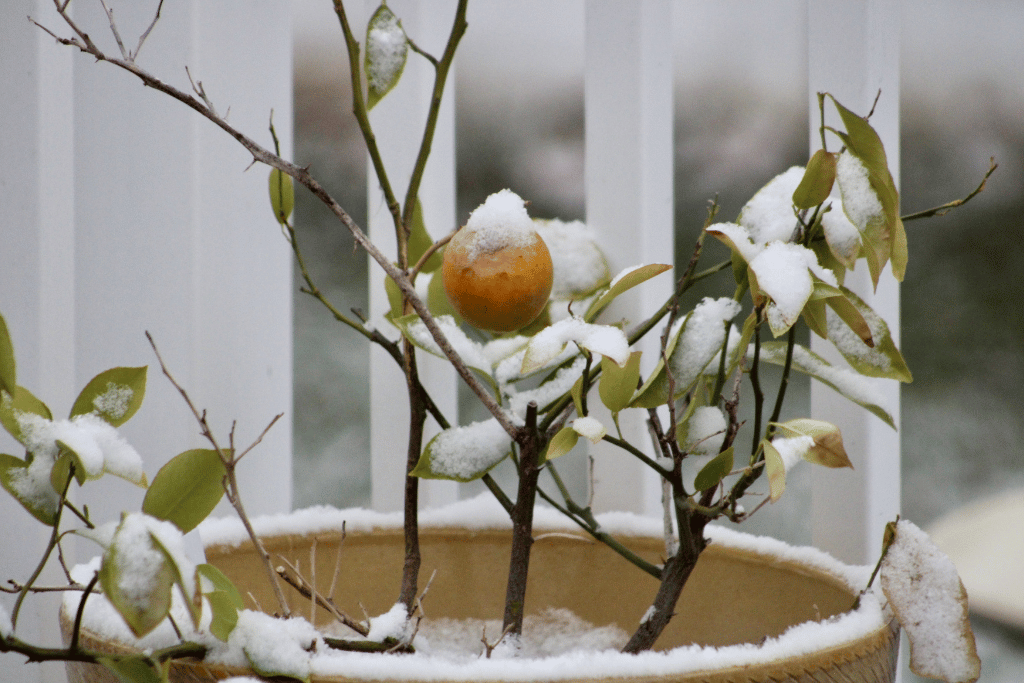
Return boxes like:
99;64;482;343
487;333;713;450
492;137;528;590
1;5;293;680
584;0;674;516
367;0;459;512
808;0;901;566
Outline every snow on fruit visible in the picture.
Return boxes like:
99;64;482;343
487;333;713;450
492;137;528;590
442;190;553;332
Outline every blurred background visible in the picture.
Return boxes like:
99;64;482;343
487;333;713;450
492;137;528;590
289;1;1023;679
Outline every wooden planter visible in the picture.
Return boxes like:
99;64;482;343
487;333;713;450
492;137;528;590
62;522;900;683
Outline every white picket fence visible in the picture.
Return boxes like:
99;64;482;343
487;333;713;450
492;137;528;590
0;2;900;681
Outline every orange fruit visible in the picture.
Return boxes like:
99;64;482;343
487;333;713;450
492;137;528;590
442;190;553;332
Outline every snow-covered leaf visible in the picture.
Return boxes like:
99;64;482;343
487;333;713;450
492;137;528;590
393;314;499;394
763;440;787;502
0;385;52;446
70;366;147;427
755;342;896;429
827;95;905;288
631;298;741;408
235;611;317;683
584;263;671;322
678;406;727;456
0;453;58;526
364;4;408;110
826;287;911;382
411;418;512;482
792;150;836;210
771;418;852;469
143;449;227;533
521;317;629;374
268;168;294;226
693;446;734;492
880;519;980;683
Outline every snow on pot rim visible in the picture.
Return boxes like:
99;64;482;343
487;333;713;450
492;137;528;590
64;495;896;682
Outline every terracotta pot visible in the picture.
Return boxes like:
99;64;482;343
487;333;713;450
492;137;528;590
62;523;899;683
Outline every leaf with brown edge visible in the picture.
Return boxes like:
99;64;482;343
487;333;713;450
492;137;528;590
771;418;852;469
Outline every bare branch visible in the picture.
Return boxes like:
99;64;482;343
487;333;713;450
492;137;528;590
132;0;165;60
98;0;129;60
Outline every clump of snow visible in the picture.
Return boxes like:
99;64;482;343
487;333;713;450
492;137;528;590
16;412;145;486
738;166;805;244
367;603;413;643
365;9;407;94
427;418;513;481
507;357;586;418
836;151;884;230
404;315;490;371
770;435;815;472
749;242;837;336
460;190;540;261
572;416;607;444
880;520;981;683
231;610;320;680
820;198;861;267
667;297;742;390
681;406;727;456
521;316;629;373
534;219;610;299
91;382;134;421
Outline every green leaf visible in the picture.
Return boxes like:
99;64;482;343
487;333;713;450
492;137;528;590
762;440;787;502
205;590;240;642
570;375;586;417
757;342;896;429
0;453;59;526
199;564;243;642
0;313;16;396
50;449;85;490
384;272;404;320
584;263;671;322
693;447;734;492
97;655;170;683
143;449;227;533
598;351;642;414
0;385;52;446
198;563;244;609
771;418;852;469
543;427;579;463
792;149;837;210
70;366;147;427
269;168;295;225
408;198;442;273
364;3;408;110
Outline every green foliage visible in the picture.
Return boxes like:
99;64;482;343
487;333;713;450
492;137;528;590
269;168;295;226
98;655;170;683
69;366;147;427
198;563;243;642
0;313;16;395
0;385;52;446
364;3;408;110
792;149;836;210
0;453;59;525
143;449;227;533
585;263;671;322
599;351;642;415
693;447;734;492
543;426;579;462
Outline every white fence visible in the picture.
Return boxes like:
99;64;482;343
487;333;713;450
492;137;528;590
1;2;899;681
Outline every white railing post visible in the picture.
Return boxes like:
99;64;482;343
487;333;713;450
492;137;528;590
366;0;459;512
808;0;901;566
1;4;293;680
584;0;674;516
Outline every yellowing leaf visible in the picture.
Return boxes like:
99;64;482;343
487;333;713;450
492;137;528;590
584;263;671;322
771;418;852;469
544;426;579;462
762;440;787;502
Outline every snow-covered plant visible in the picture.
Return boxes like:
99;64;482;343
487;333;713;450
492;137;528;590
1;2;993;682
